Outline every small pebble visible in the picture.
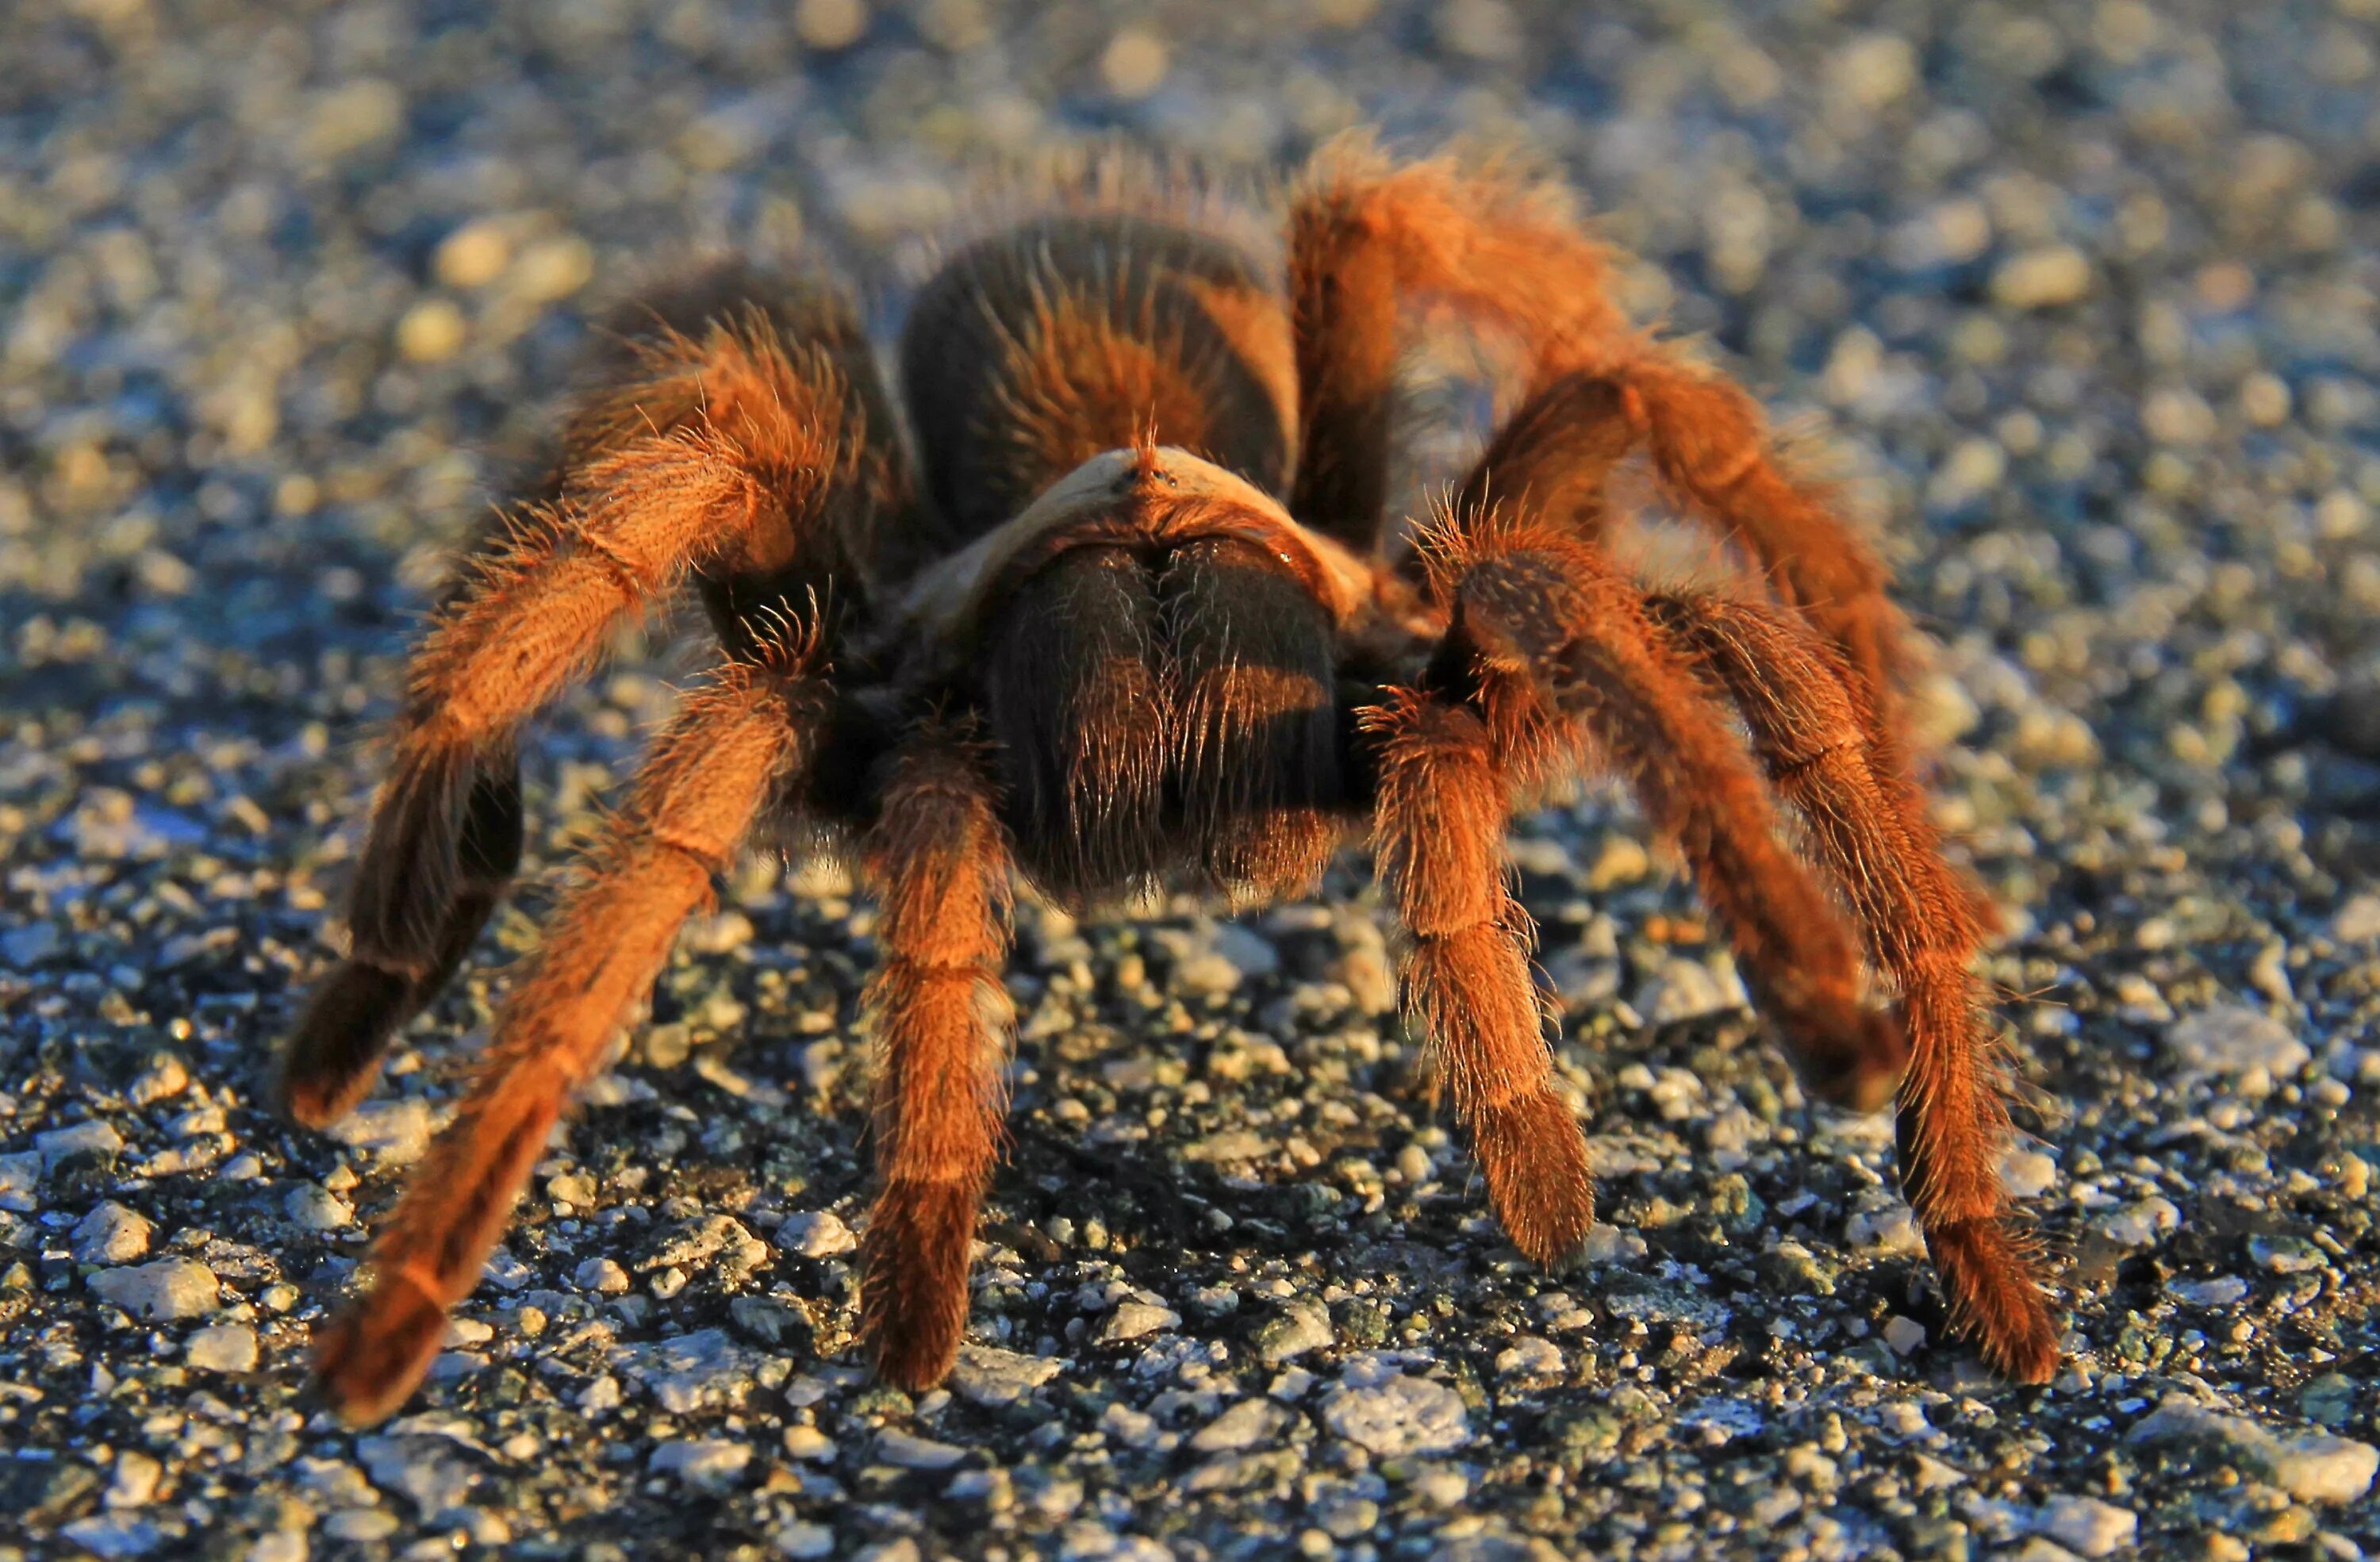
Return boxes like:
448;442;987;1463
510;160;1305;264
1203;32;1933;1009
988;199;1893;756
36;1119;123;1171
1992;247;2093;309
1099;1301;1180;1344
71;1203;154;1265
572;1257;631;1295
88;1257;217;1321
183;1323;258;1372
1191;1399;1288;1454
2167;1006;2310;1077
1255;1301;1334;1364
2095;1196;2181;1248
876;1429;968;1470
2038;1495;2137;1557
950;1346;1062;1407
774;1211;858;1258
283;1184;352;1230
1319;1369;1468;1456
649;1440;751;1490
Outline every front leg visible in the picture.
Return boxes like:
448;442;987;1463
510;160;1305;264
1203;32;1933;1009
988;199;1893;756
1362;689;1596;1265
858;723;1016;1391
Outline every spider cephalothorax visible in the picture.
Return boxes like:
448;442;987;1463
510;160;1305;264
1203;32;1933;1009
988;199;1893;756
278;140;2059;1426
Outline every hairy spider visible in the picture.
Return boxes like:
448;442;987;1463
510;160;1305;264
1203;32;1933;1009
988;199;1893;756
280;140;2059;1426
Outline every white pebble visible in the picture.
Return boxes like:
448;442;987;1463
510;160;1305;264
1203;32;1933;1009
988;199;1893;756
2167;1005;2309;1077
36;1119;124;1170
105;1451;162;1509
1493;1337;1564;1379
1883;1315;1927;1356
2095;1196;2181;1247
72;1203;154;1265
284;1184;353;1230
2332;894;2380;943
876;1428;968;1469
89;1257;219;1321
2128;1395;2378;1504
572;1257;631;1295
773;1210;857;1258
1190;1399;1288;1454
774;1522;836;1559
327;1098;432;1164
184;1323;259;1372
1845;1202;1927;1257
950;1345;1062;1407
1319;1369;1469;1456
2037;1495;2136;1557
2001;1149;2059;1200
649;1439;751;1491
1099;28;1169;98
325;1510;400;1543
1992;247;2093;309
1099;1301;1180;1345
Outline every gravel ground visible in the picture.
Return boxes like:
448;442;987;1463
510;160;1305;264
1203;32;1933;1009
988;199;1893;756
6;1;2380;1558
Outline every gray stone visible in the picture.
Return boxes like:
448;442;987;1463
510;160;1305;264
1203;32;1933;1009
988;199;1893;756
58;1515;163;1558
2036;1495;2136;1557
1098;1300;1180;1344
1255;1299;1334;1364
71;1202;154;1265
2127;1395;2378;1504
283;1183;353;1230
614;1329;762;1413
1319;1367;1469;1456
356;1433;474;1515
36;1118;124;1170
876;1428;968;1469
1190;1398;1288;1453
773;1210;857;1258
950;1345;1062;1407
649;1439;751;1490
88;1257;218;1320
184;1322;259;1372
2167;1006;2309;1077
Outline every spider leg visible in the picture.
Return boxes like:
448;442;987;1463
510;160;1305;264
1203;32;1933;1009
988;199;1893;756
1287;141;1626;550
280;317;862;1127
1453;355;1910;714
1643;593;2058;1382
1442;523;2056;1382
1364;689;1595;1264
310;647;827;1426
1427;516;1902;1113
857;722;1015;1391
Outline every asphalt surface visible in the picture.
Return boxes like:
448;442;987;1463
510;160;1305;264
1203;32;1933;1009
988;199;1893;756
4;2;2379;1558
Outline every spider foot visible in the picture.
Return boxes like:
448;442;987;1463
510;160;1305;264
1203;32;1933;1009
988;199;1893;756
311;1270;451;1430
862;1178;978;1392
1475;1090;1597;1268
1929;1215;2059;1385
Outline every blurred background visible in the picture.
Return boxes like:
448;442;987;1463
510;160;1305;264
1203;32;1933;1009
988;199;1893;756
5;2;2380;1560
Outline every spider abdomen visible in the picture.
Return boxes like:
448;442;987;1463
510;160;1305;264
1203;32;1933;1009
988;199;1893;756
900;213;1297;543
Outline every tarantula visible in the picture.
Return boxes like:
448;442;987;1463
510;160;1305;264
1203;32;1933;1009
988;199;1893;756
279;142;2059;1426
